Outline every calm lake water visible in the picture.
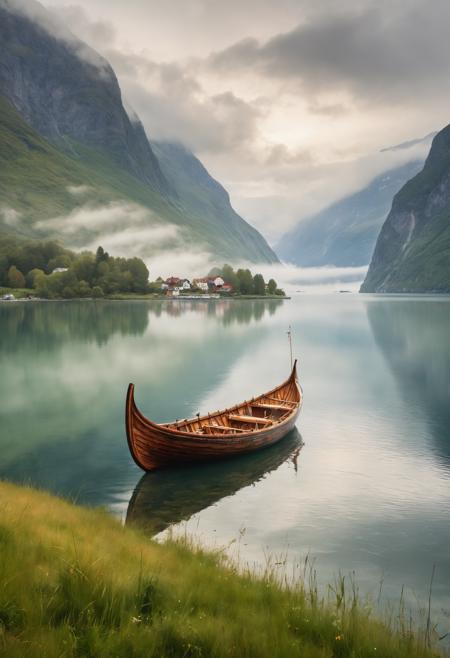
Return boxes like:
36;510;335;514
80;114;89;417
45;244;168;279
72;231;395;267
1;295;449;635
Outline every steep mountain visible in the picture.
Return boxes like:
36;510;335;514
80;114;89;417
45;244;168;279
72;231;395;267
0;0;168;193
151;141;277;263
0;0;277;264
276;160;425;267
361;126;450;293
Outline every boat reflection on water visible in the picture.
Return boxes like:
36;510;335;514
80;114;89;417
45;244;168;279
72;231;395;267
126;428;303;536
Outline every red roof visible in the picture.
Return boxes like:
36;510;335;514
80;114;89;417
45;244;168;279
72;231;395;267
165;276;181;285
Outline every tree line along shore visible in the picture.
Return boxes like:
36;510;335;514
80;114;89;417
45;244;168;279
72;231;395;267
0;480;444;658
0;237;285;301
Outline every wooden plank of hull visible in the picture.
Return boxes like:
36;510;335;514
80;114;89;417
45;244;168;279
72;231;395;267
126;360;302;471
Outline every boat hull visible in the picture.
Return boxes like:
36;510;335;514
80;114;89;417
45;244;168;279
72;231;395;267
126;362;302;471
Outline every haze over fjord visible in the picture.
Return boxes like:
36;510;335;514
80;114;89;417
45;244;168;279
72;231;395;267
45;0;450;243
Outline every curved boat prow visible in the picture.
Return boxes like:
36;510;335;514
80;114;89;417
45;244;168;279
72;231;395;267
291;359;298;379
125;362;302;471
125;383;146;471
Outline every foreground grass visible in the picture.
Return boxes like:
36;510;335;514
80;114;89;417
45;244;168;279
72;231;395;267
0;482;443;658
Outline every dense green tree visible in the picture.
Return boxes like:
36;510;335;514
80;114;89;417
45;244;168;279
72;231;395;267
0;255;8;285
34;271;49;298
236;268;254;294
267;278;277;294
0;237;151;298
221;264;239;290
73;253;96;283
207;266;223;278
92;285;104;298
124;257;149;293
26;268;45;288
47;254;72;272
75;280;92;297
253;273;266;295
7;265;26;288
95;246;109;263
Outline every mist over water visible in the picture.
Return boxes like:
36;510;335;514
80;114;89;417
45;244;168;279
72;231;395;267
0;295;449;638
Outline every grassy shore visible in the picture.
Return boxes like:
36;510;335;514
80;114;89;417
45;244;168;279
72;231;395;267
0;481;444;658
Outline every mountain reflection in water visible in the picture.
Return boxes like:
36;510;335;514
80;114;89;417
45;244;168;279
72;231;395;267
366;298;450;465
126;429;303;536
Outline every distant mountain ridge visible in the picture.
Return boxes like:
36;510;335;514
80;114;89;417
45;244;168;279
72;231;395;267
361;126;450;293
0;0;277;264
276;160;425;267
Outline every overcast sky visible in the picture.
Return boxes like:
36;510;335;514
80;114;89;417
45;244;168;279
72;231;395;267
42;0;450;242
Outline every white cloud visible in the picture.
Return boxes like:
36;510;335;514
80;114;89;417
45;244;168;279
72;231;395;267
43;0;444;241
35;200;165;235
66;184;93;197
6;0;446;248
246;262;368;292
33;199;218;275
0;206;22;226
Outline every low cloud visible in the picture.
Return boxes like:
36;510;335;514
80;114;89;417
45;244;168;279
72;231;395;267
3;0;113;77
145;248;217;280
0;206;22;226
82;224;180;258
6;0;447;243
248;262;368;292
36;200;155;234
35;200;188;260
33;199;219;276
66;184;93;197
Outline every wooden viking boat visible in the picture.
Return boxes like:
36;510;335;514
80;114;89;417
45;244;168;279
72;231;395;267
125;360;302;471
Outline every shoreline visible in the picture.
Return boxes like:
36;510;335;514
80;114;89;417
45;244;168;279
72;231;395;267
0;480;444;658
0;291;291;302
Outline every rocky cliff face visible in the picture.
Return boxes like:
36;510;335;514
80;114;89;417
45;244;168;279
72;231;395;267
0;0;277;264
276;160;425;267
361;126;450;293
0;0;168;193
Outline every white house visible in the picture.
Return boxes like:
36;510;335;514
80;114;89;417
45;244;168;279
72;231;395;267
214;276;225;288
194;279;209;291
182;279;191;290
52;267;69;274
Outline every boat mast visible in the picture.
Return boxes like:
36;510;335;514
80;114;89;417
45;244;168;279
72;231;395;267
287;325;293;370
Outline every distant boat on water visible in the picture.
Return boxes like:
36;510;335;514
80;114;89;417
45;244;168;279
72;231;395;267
125;361;302;471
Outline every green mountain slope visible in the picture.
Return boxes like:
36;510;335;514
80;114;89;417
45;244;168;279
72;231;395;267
0;0;276;264
276;161;425;267
361;126;450;293
0;94;178;233
152;141;278;263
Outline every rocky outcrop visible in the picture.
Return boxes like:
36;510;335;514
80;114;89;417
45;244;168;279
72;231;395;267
361;126;450;293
